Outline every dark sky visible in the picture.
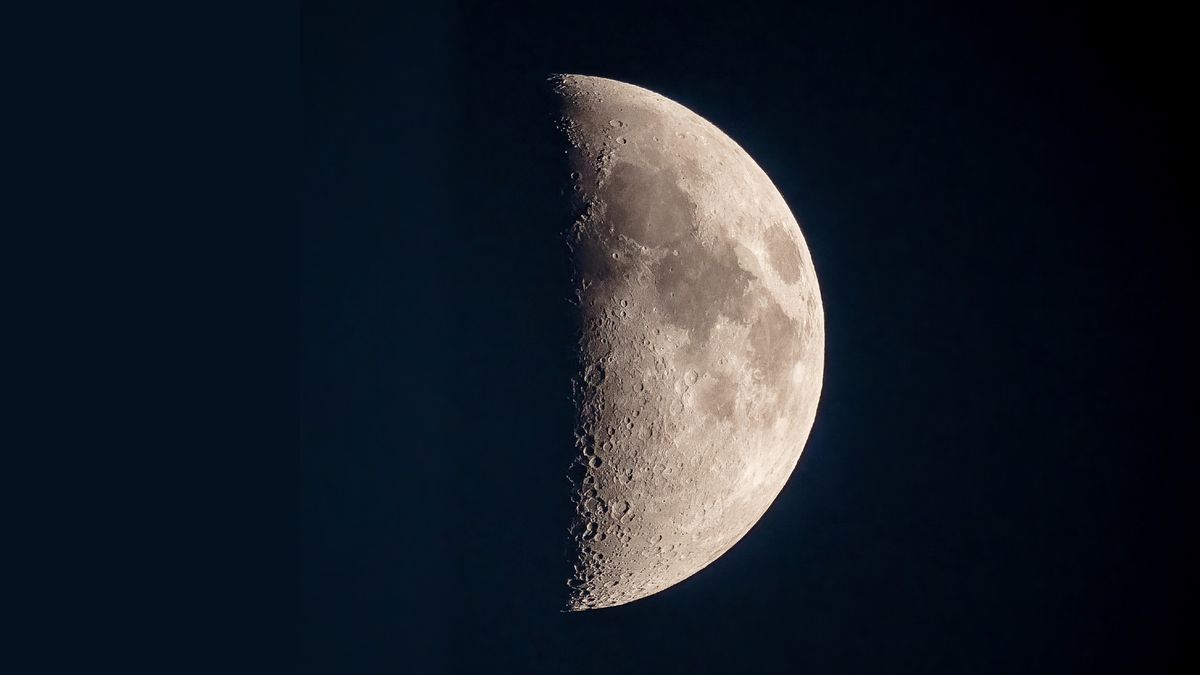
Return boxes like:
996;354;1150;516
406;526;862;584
301;2;1186;672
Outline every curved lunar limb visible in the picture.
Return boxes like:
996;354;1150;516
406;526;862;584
554;74;825;611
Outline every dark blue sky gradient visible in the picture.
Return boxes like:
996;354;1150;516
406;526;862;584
301;2;1185;672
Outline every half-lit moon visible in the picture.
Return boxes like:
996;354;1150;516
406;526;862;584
554;74;825;611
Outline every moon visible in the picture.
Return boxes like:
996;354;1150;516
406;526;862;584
553;74;825;611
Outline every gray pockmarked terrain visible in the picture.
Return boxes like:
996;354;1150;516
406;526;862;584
553;75;826;611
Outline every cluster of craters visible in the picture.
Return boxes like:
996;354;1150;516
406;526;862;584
565;298;714;609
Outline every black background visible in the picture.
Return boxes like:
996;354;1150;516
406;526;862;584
301;2;1186;672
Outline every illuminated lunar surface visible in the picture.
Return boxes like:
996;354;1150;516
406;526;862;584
554;75;825;611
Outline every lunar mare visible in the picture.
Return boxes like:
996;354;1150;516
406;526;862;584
553;75;824;611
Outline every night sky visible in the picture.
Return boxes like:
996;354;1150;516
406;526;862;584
301;2;1185;672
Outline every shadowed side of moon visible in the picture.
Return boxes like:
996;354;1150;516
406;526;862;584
551;74;826;610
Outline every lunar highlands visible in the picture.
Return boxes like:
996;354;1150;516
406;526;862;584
554;75;825;611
